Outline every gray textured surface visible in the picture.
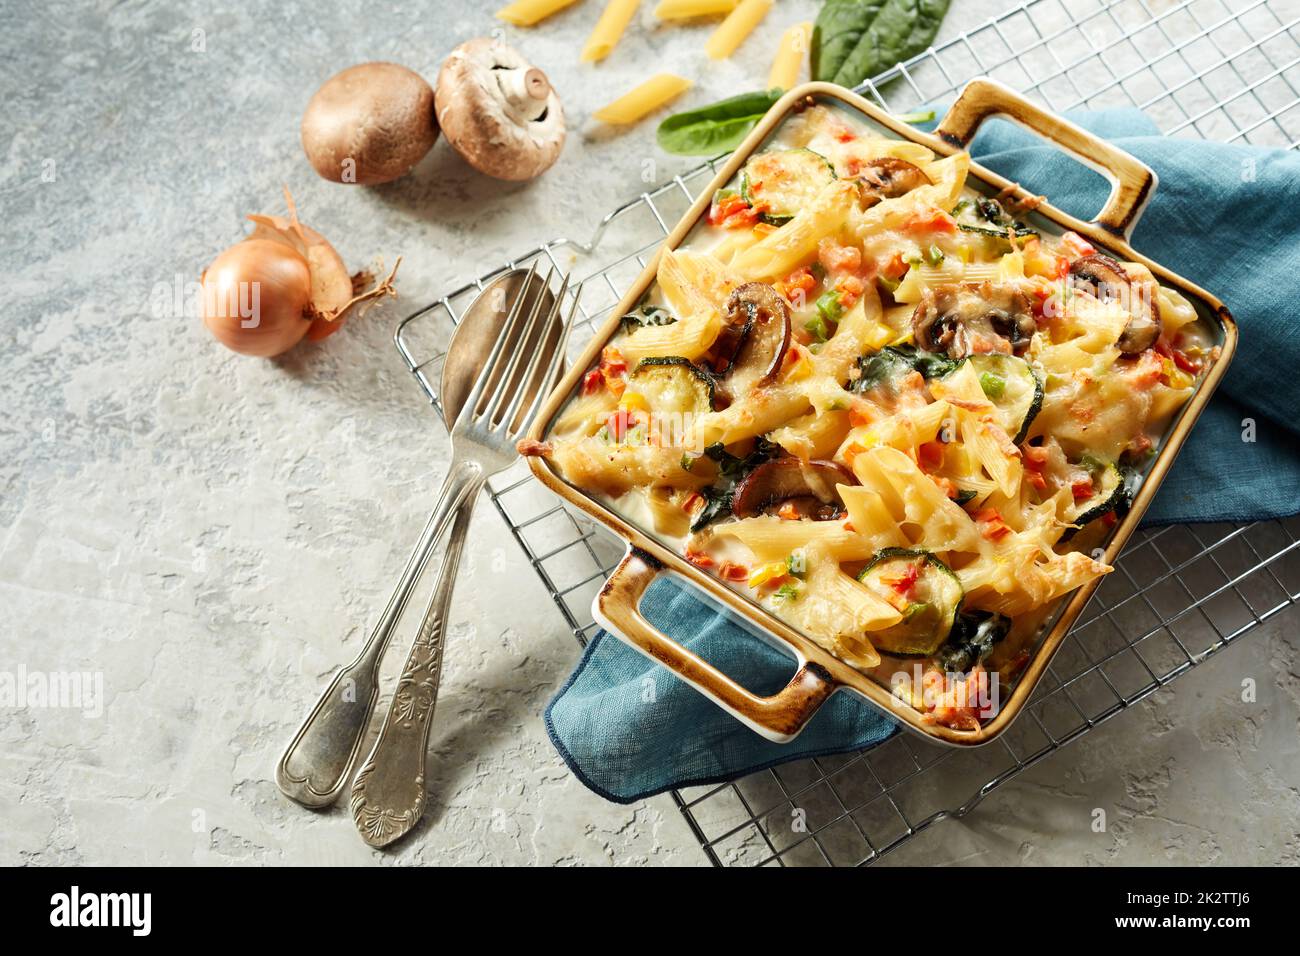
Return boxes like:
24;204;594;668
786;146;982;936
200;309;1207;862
2;0;1297;866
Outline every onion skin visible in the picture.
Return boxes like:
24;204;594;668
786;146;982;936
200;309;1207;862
200;239;313;357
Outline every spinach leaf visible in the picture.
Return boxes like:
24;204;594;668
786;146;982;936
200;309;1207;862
621;304;677;331
814;0;951;89
811;0;886;84
852;344;961;393
690;437;784;531
656;88;785;156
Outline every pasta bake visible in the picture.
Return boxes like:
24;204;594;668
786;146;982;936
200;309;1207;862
524;101;1215;730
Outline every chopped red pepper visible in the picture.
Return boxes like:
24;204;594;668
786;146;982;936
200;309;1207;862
918;440;945;472
604;409;636;442
598;346;627;397
975;507;1013;542
1071;478;1094;501
685;548;714;569
905;209;957;234
708;193;759;229
581;368;603;396
777;501;801;521
719;561;750;582
882;562;919;596
882;252;910;280
1060;231;1096;259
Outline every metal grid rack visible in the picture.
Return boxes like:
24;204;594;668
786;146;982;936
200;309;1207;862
395;0;1300;866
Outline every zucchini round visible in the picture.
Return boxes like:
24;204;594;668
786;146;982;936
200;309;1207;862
954;353;1043;444
857;548;964;658
1064;458;1126;526
740;148;836;224
630;357;715;415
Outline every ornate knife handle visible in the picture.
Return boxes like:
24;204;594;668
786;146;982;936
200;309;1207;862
349;492;475;847
275;461;479;808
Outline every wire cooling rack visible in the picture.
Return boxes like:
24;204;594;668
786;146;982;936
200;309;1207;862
395;0;1300;866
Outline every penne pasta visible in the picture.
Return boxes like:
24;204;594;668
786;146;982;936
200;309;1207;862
704;0;772;59
581;0;640;63
768;21;812;90
594;74;693;123
654;0;737;19
496;0;582;26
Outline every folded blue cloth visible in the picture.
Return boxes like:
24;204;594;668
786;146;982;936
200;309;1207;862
546;108;1300;804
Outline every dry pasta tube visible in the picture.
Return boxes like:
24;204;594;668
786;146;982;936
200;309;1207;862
496;0;582;27
704;0;772;59
655;0;737;19
768;21;811;89
582;0;641;63
593;74;693;123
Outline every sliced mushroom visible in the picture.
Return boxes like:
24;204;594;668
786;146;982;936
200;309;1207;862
732;459;855;519
1068;254;1161;354
717;282;792;388
859;158;931;207
435;38;565;181
912;283;1037;358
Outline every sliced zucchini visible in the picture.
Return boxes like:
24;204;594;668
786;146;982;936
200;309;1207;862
954;353;1043;444
630;357;715;415
740;148;836;224
935;612;1012;673
1064;458;1127;526
857;548;964;658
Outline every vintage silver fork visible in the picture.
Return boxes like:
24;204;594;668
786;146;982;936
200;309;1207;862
276;264;574;811
348;268;577;847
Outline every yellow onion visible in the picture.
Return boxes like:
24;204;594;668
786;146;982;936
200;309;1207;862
201;239;314;357
200;188;399;356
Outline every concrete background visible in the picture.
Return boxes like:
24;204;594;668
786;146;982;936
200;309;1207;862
2;0;1298;865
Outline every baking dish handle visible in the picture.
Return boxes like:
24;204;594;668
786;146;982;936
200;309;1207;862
594;548;840;744
935;77;1156;241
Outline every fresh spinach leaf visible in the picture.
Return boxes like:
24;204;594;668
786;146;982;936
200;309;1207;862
656;88;785;156
814;0;951;89
811;0;886;84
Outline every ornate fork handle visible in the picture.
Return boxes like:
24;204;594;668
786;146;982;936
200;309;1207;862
349;490;476;847
275;460;481;808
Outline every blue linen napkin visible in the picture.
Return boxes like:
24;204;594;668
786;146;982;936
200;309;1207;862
546;108;1300;804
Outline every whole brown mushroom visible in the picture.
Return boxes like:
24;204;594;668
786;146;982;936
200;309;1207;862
435;38;565;181
301;62;438;185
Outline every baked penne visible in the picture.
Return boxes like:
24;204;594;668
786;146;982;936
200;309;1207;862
528;102;1212;730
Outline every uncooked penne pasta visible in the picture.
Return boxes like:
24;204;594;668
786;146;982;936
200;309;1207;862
593;74;692;123
768;21;811;89
496;0;583;27
654;0;737;19
704;0;772;59
581;0;641;63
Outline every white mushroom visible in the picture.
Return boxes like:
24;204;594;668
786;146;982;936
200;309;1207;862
435;38;565;182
